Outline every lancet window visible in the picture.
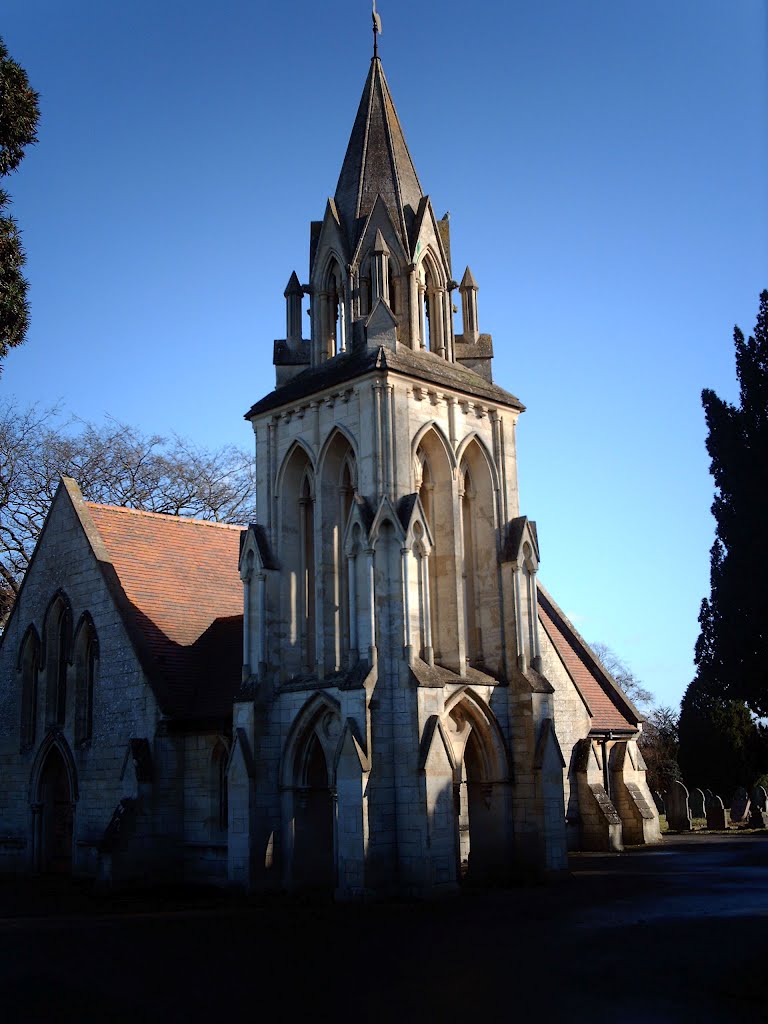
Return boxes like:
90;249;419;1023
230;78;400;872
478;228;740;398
318;431;357;673
458;439;500;674
300;473;316;671
415;429;461;671
44;593;71;728
19;626;40;750
320;258;347;359
73;615;98;747
211;740;229;836
278;446;317;678
418;255;446;357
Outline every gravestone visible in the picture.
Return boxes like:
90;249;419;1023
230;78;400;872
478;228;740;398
666;780;692;831
704;788;715;804
653;791;665;815
706;793;727;830
689;788;706;820
730;786;750;824
749;785;768;828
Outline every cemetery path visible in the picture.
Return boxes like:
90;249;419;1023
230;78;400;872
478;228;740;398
0;833;766;1023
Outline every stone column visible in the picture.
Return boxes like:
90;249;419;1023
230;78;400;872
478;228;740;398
347;552;358;664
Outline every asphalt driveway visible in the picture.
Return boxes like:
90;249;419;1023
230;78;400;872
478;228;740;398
1;833;766;1023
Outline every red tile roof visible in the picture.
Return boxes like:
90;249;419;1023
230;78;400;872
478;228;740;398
537;587;638;733
85;502;244;720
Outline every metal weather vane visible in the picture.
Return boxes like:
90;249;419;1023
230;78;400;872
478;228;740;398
372;0;382;57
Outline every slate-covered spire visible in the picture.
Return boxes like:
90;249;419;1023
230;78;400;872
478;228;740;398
334;56;424;257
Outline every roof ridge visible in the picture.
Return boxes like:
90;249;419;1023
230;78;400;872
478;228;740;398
84;501;246;531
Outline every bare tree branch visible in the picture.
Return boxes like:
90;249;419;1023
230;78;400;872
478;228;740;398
0;400;256;623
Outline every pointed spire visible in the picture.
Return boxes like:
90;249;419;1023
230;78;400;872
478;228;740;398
459;266;479;341
460;266;478;290
284;270;302;297
372;228;390;255
334;57;424;258
284;271;303;343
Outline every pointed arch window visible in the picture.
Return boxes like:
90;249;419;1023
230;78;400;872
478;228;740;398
323;259;347;359
415;430;462;671
300;470;316;671
418;258;446;357
339;453;356;664
459;439;501;674
44;594;71;728
74;616;98;747
417;451;439;657
19;626;40;750
211;740;229;836
277;445;317;680
460;466;481;665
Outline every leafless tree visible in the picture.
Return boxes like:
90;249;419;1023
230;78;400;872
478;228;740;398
0;400;255;619
590;641;654;711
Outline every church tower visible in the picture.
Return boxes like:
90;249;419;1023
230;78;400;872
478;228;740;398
230;40;569;897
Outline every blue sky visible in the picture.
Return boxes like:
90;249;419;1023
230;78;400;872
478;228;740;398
2;1;766;710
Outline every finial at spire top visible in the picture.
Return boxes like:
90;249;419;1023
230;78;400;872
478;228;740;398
372;0;382;58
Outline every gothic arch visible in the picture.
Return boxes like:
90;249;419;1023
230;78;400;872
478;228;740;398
417;248;448;354
275;439;316;499
414;426;462;671
42;590;72;729
41;590;72;661
16;623;41;671
280;693;341;890
458;436;502;672
317;252;348;359
29;730;78;874
417;246;447;288
18;624;41;750
455;432;500;494
444;688;510;781
316;425;358;483
411;421;457;477
317;428;358;673
446;690;510;880
276;443;317;677
210;737;230;836
72;612;99;747
318;249;347;290
279;692;342;789
29;729;79;804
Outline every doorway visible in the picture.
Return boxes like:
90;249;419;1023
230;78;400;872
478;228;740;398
39;745;74;873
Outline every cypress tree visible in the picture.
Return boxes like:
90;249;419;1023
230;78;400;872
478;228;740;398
0;37;39;366
679;292;768;792
696;290;768;718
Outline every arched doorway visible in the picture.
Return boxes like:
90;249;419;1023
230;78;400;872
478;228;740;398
38;745;74;874
449;695;509;883
462;727;494;878
293;731;335;890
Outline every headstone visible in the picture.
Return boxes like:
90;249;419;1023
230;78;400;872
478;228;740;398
749;786;768;828
730;786;750;824
704;788;715;804
706;793;727;830
653;791;665;815
689;788;706;819
666;780;692;831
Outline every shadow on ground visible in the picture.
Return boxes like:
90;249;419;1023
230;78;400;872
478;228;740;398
1;833;766;1023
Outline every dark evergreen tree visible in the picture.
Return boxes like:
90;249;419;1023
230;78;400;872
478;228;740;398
678;291;768;794
0;37;39;366
697;290;768;717
678;678;767;798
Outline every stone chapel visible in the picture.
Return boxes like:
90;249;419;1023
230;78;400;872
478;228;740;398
0;44;660;895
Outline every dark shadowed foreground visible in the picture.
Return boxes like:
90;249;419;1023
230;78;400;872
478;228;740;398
1;835;766;1023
